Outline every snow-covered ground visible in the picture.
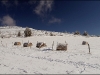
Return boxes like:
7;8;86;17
0;26;100;74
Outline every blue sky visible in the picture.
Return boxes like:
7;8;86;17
0;0;100;35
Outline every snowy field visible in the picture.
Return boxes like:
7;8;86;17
0;26;100;74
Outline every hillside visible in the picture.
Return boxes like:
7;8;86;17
0;26;71;38
0;26;100;74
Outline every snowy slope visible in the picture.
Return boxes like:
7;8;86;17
0;26;69;38
0;26;100;74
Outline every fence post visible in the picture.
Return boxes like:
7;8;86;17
88;44;90;54
52;41;54;50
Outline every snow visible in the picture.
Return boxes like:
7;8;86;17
0;26;100;74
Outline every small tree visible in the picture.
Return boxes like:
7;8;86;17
83;31;88;36
74;31;80;35
50;32;54;36
24;27;32;37
17;31;21;37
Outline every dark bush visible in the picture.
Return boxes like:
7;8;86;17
56;43;67;51
24;27;32;37
50;32;54;36
17;31;21;37
74;31;80;35
83;31;88;36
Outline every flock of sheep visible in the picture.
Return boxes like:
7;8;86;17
13;41;90;53
14;42;46;48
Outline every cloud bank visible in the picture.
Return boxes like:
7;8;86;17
49;17;61;23
1;0;19;7
0;15;16;26
34;0;54;16
1;0;9;7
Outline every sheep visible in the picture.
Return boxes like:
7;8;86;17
28;43;33;47
14;42;21;46
82;41;88;45
82;41;91;54
23;42;33;47
36;42;47;48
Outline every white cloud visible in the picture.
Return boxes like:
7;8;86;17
34;0;54;16
1;0;9;7
1;0;19;7
0;15;16;26
49;17;61;23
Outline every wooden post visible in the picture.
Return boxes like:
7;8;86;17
88;44;90;54
65;41;67;45
52;41;54;50
65;41;68;51
56;42;58;51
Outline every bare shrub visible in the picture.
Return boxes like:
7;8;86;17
50;32;55;36
83;31;88;36
17;31;21;37
74;31;80;35
56;43;67;51
24;27;32;37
